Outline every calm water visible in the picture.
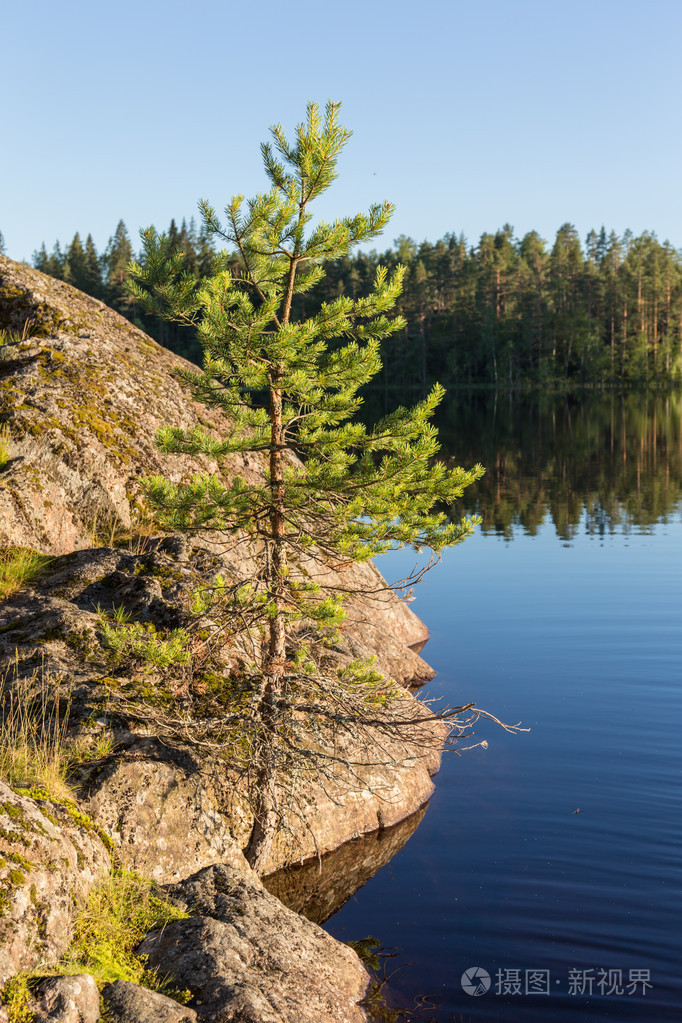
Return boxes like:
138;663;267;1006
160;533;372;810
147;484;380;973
325;392;682;1022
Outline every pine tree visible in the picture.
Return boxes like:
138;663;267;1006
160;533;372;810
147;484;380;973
104;220;135;314
128;101;487;871
83;234;103;299
0;230;5;255
47;242;65;279
66;232;88;292
33;243;49;272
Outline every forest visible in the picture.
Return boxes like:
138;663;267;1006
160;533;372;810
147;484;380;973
27;218;682;390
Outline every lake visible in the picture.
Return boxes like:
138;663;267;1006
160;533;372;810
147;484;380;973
325;391;682;1022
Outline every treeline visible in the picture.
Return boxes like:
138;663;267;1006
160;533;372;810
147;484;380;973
301;225;682;389
29;220;682;388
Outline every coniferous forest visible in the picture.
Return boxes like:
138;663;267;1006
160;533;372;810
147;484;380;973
30;219;682;390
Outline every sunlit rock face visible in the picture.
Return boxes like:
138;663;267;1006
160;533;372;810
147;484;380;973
142;864;371;1023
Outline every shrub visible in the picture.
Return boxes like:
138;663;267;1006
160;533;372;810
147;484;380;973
98;614;191;668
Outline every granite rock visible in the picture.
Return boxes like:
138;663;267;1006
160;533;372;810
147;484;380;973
102;980;198;1023
139;864;370;1023
30;974;100;1023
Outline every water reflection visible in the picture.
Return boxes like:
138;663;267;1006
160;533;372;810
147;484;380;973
263;804;427;924
442;391;682;540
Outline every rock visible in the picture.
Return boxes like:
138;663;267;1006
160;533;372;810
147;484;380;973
0;255;261;556
0;782;110;986
30;974;100;1023
75;745;254;884
139;864;370;1023
102;980;198;1023
73;719;442;879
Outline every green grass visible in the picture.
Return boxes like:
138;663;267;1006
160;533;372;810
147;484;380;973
0;329;22;347
1;870;191;1022
0;974;33;1023
0;319;35;347
65;868;190;995
0;425;11;470
0;547;54;599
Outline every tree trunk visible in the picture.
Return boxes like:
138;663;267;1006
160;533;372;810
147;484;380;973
245;375;287;872
244;691;279;872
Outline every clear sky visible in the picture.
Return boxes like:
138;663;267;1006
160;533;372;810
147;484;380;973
3;0;682;262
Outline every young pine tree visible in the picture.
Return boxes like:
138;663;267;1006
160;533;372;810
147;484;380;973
128;101;486;871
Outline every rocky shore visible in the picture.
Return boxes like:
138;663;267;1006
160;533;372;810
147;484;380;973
0;256;445;1022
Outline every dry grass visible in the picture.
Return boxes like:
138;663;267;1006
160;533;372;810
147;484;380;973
0;666;114;800
0;547;54;599
0;319;35;346
0;667;74;800
86;507;159;554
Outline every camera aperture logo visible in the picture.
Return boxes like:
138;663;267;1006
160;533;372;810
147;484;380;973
461;967;491;996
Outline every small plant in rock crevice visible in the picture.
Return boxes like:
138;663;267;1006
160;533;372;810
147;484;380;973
0;425;11;470
97;608;191;669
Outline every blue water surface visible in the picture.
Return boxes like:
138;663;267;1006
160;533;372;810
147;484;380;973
325;509;682;1021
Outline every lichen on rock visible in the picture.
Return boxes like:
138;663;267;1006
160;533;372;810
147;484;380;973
0;782;110;987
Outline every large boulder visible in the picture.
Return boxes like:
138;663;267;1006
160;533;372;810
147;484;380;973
138;864;370;1023
74;742;254;884
0;782;110;986
29;974;101;1023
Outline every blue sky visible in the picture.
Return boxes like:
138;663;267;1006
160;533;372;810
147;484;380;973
3;0;682;262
